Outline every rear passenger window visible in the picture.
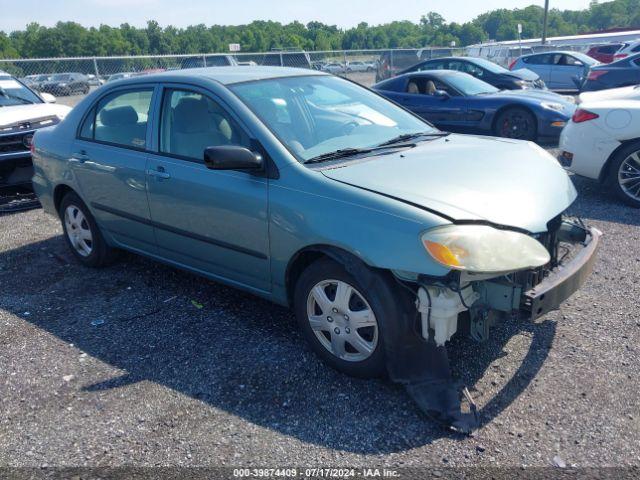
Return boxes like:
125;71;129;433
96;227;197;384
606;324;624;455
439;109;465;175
524;54;552;65
82;89;153;149
159;89;250;161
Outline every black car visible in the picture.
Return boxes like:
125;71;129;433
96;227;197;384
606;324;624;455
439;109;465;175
180;55;238;69
581;53;640;91
375;49;454;82
400;57;546;90
40;73;90;96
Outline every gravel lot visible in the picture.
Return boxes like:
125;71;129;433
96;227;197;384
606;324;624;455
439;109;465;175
1;162;639;472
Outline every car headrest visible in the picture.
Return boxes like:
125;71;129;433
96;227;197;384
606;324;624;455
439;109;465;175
100;106;139;127
173;97;211;134
407;81;420;94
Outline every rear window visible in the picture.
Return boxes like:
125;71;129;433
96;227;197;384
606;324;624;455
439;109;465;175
80;88;153;149
597;45;621;54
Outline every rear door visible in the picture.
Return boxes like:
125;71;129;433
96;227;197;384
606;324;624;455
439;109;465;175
145;84;270;293
522;54;553;85
71;85;157;253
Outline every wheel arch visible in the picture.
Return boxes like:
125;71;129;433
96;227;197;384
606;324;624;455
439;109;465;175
53;184;77;217
598;137;640;183
285;244;379;307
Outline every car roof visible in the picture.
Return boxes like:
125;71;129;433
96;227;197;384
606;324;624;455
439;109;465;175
122;66;327;85
520;50;579;57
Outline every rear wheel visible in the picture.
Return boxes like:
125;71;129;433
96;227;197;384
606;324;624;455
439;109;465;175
294;258;393;378
59;192;118;267
609;142;640;208
494;107;537;141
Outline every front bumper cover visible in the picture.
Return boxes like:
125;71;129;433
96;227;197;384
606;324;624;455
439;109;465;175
522;226;601;320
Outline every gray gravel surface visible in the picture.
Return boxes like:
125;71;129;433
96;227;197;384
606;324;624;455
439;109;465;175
0;172;639;470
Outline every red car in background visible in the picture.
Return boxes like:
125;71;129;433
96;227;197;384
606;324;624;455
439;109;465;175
586;43;625;63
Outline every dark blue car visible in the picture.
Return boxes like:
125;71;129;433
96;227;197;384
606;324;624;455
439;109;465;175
581;53;640;91
373;70;576;143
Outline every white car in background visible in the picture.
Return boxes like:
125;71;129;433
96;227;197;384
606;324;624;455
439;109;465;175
560;95;640;207
611;39;640;61
0;71;71;188
346;61;376;72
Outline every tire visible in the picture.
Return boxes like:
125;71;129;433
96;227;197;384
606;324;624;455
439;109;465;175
294;258;401;378
59;191;119;267
608;142;640;208
494;107;537;141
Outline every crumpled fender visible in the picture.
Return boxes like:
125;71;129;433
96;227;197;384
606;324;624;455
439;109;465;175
316;246;479;433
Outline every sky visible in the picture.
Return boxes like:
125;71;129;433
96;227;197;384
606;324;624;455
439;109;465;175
0;0;594;32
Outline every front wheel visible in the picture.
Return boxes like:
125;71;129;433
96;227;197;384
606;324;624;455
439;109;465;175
609;142;640;208
494;107;537;141
294;258;388;378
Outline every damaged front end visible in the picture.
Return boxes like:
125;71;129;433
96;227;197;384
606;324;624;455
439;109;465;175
395;216;601;433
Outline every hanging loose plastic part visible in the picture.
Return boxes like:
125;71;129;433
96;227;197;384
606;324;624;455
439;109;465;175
402;283;481;433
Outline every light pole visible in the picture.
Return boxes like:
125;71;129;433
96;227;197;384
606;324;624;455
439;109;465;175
541;0;550;45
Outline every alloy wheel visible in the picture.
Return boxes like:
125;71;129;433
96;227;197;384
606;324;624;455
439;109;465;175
306;279;378;362
618;150;640;202
64;205;93;257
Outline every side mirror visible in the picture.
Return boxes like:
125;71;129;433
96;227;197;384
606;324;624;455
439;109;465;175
204;145;263;171
434;90;450;100
40;92;56;103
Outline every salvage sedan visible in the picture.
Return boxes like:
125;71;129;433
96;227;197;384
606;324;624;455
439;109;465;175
374;70;575;142
32;67;600;430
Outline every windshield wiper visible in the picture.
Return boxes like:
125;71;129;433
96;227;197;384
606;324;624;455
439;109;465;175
0;88;34;105
304;144;415;164
377;131;450;147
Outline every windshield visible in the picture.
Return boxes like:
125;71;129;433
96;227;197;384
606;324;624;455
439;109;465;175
230;75;436;162
51;74;71;81
446;74;499;96
469;57;509;74
0;75;42;106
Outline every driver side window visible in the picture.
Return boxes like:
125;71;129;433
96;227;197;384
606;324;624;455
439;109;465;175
159;89;250;161
406;77;455;96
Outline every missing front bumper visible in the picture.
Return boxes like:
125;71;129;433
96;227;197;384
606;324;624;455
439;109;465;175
522;227;601;320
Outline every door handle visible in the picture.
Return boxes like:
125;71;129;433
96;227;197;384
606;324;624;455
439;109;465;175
70;151;89;163
147;167;171;180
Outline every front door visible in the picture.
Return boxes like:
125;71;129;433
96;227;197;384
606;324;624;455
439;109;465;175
550;54;585;90
71;86;157;253
399;76;467;131
146;86;270;293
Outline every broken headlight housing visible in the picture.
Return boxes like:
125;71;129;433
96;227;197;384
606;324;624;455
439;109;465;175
421;224;550;274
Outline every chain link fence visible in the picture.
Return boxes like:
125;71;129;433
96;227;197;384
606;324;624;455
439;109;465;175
0;43;615;107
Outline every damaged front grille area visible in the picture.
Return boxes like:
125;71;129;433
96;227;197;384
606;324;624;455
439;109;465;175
0;116;60;157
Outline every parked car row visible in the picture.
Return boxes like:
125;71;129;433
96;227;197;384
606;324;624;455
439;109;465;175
30;66;601;430
586;39;640;63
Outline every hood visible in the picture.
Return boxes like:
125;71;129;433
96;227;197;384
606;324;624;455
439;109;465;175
320;134;576;233
504;68;540;82
491;88;575;105
579;85;640;103
491;88;575;111
0;103;72;128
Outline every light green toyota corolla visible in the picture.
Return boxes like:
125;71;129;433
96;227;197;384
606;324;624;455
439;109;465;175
31;67;600;430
